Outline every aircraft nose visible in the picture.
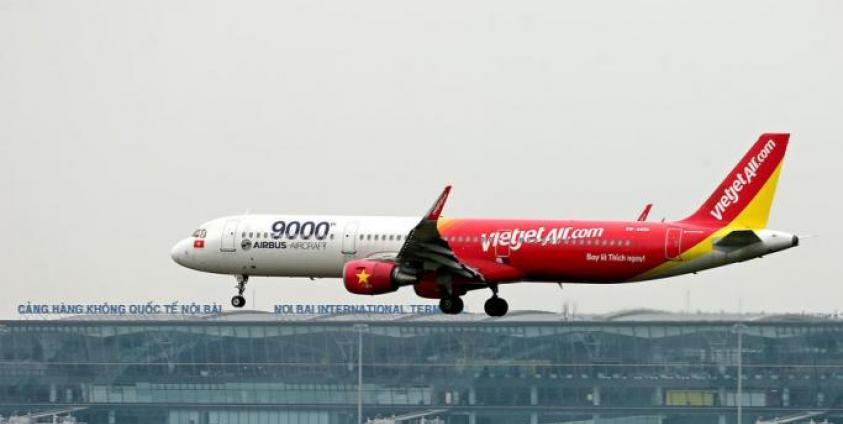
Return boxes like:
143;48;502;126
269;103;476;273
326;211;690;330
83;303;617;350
170;239;190;266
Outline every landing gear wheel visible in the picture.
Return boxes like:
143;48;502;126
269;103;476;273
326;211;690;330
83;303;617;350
231;275;249;308
439;297;464;315
231;295;246;308
484;296;508;317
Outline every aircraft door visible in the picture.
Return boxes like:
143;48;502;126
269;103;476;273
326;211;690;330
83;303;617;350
221;220;239;252
495;243;511;258
494;230;511;263
665;227;683;260
341;222;359;254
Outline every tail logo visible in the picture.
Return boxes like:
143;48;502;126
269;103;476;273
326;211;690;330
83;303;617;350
709;138;777;221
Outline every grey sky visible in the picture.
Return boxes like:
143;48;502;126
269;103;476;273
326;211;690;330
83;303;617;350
1;0;841;318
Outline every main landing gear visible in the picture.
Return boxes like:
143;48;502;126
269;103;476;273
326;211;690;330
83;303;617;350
439;296;464;315
437;270;464;315
437;285;510;317
231;275;248;308
484;285;508;317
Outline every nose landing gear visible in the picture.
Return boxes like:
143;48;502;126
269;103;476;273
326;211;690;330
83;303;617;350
231;275;248;308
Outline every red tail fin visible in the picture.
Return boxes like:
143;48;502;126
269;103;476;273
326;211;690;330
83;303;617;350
682;133;790;229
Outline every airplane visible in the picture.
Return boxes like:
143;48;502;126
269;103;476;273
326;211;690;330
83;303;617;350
171;133;798;317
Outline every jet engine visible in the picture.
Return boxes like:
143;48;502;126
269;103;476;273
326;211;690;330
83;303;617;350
343;260;416;295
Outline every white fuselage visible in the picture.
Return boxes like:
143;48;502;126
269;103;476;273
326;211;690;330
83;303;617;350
171;215;418;277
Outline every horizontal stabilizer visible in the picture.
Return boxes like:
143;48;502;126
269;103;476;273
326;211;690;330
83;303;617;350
714;229;762;248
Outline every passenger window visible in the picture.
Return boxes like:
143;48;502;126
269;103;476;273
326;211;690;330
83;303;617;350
609;240;615;246
389;235;394;241
397;235;402;241
330;234;335;240
626;240;632;246
602;240;607;246
367;235;371;240
264;232;268;238
241;232;246;238
359;235;364;240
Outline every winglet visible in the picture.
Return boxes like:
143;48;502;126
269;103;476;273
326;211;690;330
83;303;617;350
637;204;653;222
425;185;452;221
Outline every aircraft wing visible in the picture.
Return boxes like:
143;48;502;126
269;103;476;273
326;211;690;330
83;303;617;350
394;186;484;281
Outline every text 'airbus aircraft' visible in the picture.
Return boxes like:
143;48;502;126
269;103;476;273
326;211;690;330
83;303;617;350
171;133;798;316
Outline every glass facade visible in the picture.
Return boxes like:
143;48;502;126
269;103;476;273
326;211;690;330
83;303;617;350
2;313;843;423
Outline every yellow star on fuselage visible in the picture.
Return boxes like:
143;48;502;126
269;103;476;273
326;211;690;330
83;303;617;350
356;269;370;285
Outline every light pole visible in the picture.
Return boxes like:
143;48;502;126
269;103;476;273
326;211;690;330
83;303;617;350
353;323;370;424
732;323;748;424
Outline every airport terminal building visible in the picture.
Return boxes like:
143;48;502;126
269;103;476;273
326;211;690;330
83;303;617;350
2;310;843;424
